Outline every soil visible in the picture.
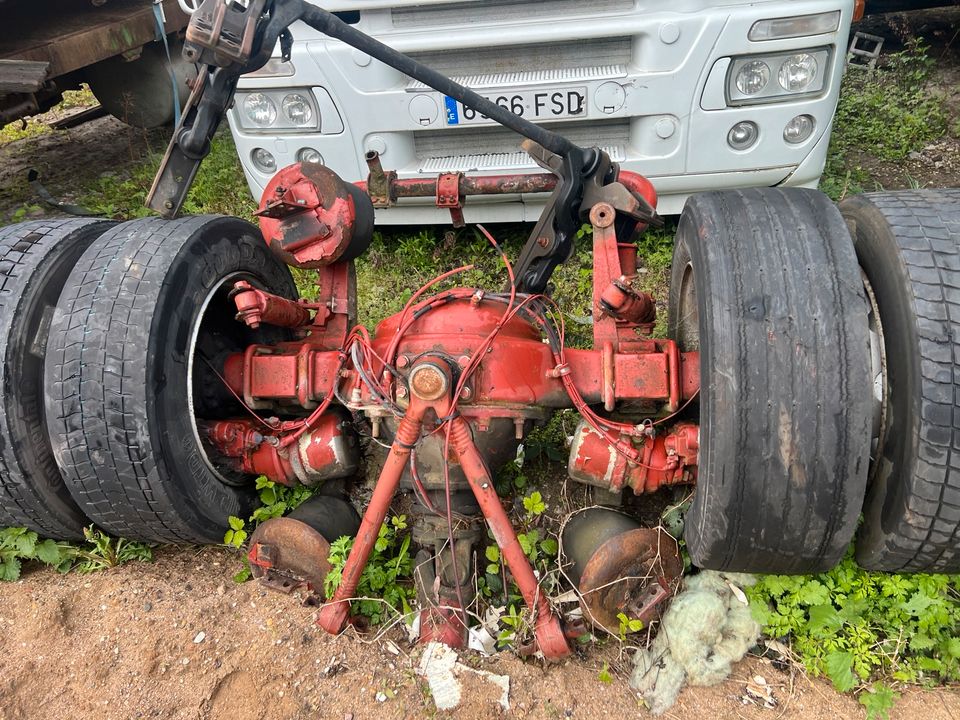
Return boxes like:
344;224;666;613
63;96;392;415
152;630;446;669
2;8;960;720
1;548;958;720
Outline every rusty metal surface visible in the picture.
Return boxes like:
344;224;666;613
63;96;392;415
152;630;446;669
248;495;361;597
258;163;374;269
0;0;188;78
578;527;682;634
248;517;335;596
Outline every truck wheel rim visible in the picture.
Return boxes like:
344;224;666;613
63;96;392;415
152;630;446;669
675;261;700;352
187;271;262;487
861;270;889;488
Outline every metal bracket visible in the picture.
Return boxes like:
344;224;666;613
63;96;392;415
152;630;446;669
436;172;465;228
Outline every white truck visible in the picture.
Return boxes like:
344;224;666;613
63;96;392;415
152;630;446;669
225;0;875;222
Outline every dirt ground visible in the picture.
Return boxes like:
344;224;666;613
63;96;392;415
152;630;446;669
2;7;960;720
1;547;958;720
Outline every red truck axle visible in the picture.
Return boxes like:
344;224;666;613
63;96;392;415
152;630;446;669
201;159;699;658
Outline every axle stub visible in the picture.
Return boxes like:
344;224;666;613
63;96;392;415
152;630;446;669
249;495;361;596
561;507;682;635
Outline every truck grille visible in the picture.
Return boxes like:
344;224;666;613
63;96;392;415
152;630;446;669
406;38;631;89
414;120;629;172
391;0;634;28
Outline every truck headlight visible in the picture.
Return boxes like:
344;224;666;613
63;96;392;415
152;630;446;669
235;89;321;132
778;54;818;92
727;48;830;105
735;61;771;96
282;93;314;126
243;93;277;127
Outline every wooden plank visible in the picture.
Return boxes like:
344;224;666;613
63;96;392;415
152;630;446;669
0;0;188;78
0;59;49;93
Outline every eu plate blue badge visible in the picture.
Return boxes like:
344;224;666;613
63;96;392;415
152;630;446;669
444;96;460;125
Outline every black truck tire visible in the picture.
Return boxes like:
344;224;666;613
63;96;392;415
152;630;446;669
44;216;298;544
0;218;114;539
668;188;872;574
841;190;960;572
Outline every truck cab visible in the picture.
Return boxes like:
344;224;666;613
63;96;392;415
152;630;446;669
229;0;856;221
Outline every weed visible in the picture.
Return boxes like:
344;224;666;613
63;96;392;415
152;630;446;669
78;127;257;220
0;119;49;145
323;514;414;624
617;611;644;640
0;525;152;581
749;550;960;719
821;39;947;200
598;661;614;684
72;527;153;573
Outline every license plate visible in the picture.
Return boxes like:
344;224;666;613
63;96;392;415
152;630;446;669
443;87;587;126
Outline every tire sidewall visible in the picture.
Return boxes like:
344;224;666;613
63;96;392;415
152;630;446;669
147;218;298;540
844;200;921;564
670;200;735;566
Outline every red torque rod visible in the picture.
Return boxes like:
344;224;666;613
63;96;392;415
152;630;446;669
317;370;572;659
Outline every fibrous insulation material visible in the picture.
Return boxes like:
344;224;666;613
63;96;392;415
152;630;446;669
629;571;760;715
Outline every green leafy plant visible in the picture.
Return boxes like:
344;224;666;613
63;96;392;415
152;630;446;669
522;490;546;517
598;661;614;684
821;39;947;201
323;514;413;625
223;475;317;581
750;551;960;719
0;525;152;581
73;527;153;573
496;603;530;649
617;611;644;641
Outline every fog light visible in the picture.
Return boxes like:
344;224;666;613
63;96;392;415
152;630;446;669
784;114;816;144
735;60;770;96
297;147;324;165
727;121;759;151
778;54;818;92
251;147;276;173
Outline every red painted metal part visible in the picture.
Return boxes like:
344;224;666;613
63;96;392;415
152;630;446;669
257;162;365;269
199;160;706;657
448;415;571;658
203;412;357;486
569;421;699;494
317;402;426;634
231;280;312;329
357;156;657;211
435;171;465;227
315;368;570;658
420;604;468;649
220;292;698;417
591;202;657;345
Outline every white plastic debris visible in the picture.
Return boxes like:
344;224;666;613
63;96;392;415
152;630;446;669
417;643;461;711
467;626;497;656
416;641;510;712
193;631;205;644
